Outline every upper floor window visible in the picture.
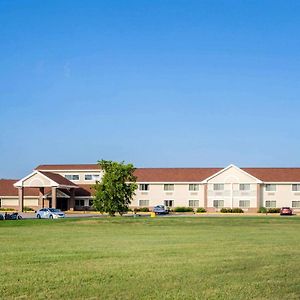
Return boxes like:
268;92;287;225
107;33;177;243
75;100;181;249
189;184;199;191
164;184;174;191
292;184;300;192
139;184;149;191
265;184;276;192
239;184;250;191
213;184;224;191
65;174;79;181
85;174;100;181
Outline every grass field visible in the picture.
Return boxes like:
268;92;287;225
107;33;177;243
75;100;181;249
1;216;300;299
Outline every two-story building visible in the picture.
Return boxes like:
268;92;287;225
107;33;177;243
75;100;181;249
1;164;300;212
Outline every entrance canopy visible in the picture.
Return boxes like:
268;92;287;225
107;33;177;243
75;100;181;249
14;170;78;211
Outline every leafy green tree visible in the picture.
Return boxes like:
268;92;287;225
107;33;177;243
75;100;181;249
93;160;137;216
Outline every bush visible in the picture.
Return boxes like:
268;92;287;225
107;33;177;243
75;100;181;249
139;207;149;212
173;207;194;212
220;208;244;213
258;207;267;213
0;208;15;211
23;206;34;212
133;207;149;212
196;207;206;213
267;208;280;213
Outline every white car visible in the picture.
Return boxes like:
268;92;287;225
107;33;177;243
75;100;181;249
36;208;65;219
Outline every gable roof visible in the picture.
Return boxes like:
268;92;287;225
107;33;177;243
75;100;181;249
39;171;78;187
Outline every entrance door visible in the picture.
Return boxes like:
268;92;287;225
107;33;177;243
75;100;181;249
56;198;68;211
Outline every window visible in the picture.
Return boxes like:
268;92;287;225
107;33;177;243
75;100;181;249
292;201;300;208
139;184;149;191
213;200;224;208
213;184;224;191
265;184;276;191
89;200;93;207
239;200;250;208
265;200;276;208
240;184;250;191
85;174;100;181
139;200;149;206
164;200;174;207
65;174;79;181
164;184;174;191
0;198;1;208
75;200;85;206
188;200;199;207
292;184;300;191
189;184;199;191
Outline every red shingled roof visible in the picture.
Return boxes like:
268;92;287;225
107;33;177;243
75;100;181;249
243;168;300;182
36;164;100;170
0;180;39;196
134;168;222;182
39;171;78;187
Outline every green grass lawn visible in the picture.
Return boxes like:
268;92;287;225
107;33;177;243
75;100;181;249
1;216;300;299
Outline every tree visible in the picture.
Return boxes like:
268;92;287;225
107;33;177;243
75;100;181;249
93;160;137;216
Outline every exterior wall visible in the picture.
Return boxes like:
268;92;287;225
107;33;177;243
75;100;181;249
53;170;103;185
261;184;300;211
0;197;39;209
132;183;205;208
206;166;260;211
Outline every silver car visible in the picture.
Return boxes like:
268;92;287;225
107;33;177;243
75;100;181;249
36;208;65;219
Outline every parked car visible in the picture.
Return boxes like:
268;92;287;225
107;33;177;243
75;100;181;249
280;207;293;216
153;205;170;215
36;208;65;219
2;212;23;220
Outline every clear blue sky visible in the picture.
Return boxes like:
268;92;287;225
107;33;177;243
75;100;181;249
1;0;300;178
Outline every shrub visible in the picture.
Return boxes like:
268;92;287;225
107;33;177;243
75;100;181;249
0;208;15;211
139;207;149;212
267;208;280;213
23;206;34;212
258;207;267;213
173;207;194;212
220;208;244;213
196;207;206;213
232;208;244;213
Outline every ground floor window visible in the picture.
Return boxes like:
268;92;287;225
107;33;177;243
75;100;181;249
292;201;300;208
265;200;276;208
188;200;199;207
213;200;224;208
164;200;174;207
239;200;250;208
75;199;85;207
139;200;149;206
89;199;93;207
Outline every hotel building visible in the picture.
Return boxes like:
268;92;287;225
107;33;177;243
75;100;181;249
1;164;300;212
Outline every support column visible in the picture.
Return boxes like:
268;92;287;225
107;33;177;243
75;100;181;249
38;187;44;209
203;184;208;209
256;184;261;209
18;187;24;212
69;188;75;211
52;187;57;209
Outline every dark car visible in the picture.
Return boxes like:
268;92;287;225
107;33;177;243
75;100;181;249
280;207;293;216
153;205;170;215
